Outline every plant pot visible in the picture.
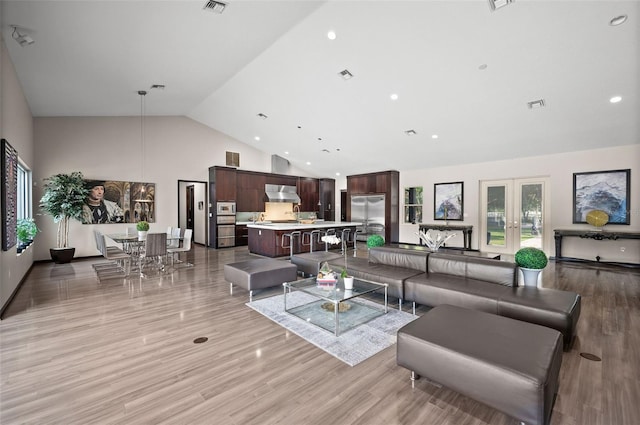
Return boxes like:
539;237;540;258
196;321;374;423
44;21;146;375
343;276;354;290
520;267;542;287
138;231;148;241
50;247;75;264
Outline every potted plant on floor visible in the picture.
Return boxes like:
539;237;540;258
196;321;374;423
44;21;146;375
39;171;87;263
136;220;149;241
514;247;548;287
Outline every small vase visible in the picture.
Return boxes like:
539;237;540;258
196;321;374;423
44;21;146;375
343;276;354;290
520;267;542;287
138;230;148;241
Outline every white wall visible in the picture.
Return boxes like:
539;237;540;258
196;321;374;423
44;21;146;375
400;144;640;263
1;37;35;313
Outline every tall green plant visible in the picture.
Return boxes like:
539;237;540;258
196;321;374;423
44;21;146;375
39;171;87;248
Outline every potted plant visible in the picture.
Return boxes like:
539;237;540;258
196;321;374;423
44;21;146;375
340;268;354;290
39;171;87;263
136;220;150;241
514;247;548;287
16;218;40;252
366;234;385;249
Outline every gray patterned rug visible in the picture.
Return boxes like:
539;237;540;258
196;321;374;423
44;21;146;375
246;291;417;366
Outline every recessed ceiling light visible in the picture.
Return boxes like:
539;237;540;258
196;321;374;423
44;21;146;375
610;95;622;103
432;134;439;139
405;129;417;136
257;113;268;120
610;15;628;26
327;31;337;40
335;172;341;176
306;161;311;165
254;136;260;141
284;151;289;155
390;93;398;101
338;69;354;80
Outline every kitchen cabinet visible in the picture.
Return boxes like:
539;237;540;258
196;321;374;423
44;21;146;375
212;167;237;201
297;178;319;212
266;175;298;187
236;171;266;212
235;224;248;246
319;178;335;220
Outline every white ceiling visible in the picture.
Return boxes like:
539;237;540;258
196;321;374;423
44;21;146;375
3;0;639;177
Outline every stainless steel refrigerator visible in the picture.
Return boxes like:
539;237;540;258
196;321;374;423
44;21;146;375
351;195;385;241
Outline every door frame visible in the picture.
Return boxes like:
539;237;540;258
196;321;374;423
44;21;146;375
177;180;208;246
479;176;551;255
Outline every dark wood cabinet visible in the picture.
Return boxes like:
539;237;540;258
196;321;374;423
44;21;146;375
319;178;335;220
266;175;298;187
235;224;248;246
297;178;319;212
212;167;237;201
237;171;266;212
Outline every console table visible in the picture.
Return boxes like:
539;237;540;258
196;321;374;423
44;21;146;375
553;229;640;267
418;224;473;250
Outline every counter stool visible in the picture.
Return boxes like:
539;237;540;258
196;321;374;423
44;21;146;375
302;229;322;253
281;230;301;259
340;228;358;257
322;228;337;252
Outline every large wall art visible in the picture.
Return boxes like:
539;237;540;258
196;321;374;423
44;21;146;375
82;179;155;224
2;139;18;251
573;169;630;225
434;181;463;221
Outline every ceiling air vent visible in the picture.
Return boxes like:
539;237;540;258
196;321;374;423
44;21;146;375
527;99;546;109
404;129;417;136
338;69;354;80
203;0;227;14
226;151;239;167
488;0;514;12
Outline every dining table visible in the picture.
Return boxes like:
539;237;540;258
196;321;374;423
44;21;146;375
105;233;183;271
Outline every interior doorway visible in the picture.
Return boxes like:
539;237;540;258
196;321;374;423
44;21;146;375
178;180;207;245
479;177;550;255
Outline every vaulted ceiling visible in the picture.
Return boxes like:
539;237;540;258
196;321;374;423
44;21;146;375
3;1;638;177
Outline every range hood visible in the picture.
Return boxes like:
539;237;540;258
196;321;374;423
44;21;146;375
265;184;300;204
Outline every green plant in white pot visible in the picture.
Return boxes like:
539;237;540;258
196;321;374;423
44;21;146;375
39;171;87;263
514;247;548;287
136;220;150;241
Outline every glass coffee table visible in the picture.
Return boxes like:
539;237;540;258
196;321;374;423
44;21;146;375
283;277;388;336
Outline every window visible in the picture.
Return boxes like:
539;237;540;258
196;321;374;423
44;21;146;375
404;186;423;224
16;161;31;221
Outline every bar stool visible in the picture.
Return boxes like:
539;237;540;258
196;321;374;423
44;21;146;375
302;229;321;253
281;231;301;259
340;228;359;257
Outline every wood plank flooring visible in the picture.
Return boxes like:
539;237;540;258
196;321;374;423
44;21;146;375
1;245;639;424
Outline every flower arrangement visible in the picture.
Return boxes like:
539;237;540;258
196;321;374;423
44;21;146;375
514;247;548;269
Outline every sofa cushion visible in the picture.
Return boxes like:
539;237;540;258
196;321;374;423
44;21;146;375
428;252;517;287
368;246;428;272
404;273;511;313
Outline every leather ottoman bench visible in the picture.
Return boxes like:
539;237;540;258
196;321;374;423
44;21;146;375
290;251;343;277
497;286;581;351
397;304;563;425
225;259;297;302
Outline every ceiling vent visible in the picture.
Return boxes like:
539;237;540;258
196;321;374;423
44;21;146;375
527;99;546;109
404;129;417;136
257;113;268;120
338;69;354;80
226;151;239;167
488;0;514;12
203;0;227;14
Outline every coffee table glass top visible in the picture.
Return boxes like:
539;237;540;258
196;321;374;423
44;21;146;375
283;277;388;336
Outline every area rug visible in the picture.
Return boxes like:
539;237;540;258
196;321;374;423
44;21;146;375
246;292;417;366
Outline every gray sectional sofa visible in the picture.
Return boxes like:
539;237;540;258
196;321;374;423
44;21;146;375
325;245;581;350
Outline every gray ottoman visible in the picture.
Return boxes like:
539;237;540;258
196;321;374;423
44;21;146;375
290;251;343;276
498;286;581;350
397;304;562;425
225;259;297;302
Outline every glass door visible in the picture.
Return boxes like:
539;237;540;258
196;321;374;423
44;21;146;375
480;177;549;255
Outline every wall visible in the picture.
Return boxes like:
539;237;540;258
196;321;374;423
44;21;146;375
399;144;640;263
0;37;35;313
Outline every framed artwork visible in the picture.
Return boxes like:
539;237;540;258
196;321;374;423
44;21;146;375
573;169;630;225
82;179;155;224
2;139;18;251
434;181;463;221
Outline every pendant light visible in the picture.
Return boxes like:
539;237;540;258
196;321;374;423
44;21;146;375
138;90;147;184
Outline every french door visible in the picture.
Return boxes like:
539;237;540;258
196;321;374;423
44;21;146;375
479;177;550;255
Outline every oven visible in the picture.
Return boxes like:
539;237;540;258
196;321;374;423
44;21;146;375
216;213;236;247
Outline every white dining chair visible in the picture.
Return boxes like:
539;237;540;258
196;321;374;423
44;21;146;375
168;228;193;266
167;227;181;249
138;232;167;276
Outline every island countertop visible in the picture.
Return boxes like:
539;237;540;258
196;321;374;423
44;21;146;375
247;221;362;230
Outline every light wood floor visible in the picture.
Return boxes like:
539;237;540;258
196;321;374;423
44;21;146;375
1;245;639;425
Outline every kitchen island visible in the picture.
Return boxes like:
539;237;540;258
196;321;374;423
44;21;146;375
247;221;361;258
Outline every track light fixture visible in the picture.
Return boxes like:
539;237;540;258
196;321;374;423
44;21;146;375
11;26;35;47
